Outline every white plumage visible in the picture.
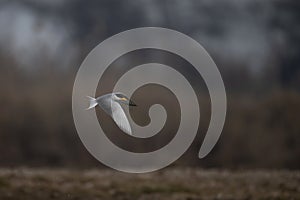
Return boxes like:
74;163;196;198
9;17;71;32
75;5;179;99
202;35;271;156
111;100;132;134
86;92;136;135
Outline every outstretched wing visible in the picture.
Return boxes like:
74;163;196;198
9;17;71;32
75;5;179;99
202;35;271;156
111;101;132;135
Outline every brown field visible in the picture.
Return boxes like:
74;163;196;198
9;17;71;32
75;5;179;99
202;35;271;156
0;168;299;200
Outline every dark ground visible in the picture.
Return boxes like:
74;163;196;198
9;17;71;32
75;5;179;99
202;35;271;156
0;168;299;200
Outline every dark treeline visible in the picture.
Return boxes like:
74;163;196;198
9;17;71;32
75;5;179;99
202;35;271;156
0;0;299;169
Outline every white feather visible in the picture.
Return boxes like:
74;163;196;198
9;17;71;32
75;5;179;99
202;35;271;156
111;101;132;135
86;96;98;110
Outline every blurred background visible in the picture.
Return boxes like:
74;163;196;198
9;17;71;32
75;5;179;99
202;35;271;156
0;0;299;170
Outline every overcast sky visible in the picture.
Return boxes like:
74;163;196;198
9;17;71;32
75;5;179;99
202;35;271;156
0;0;285;72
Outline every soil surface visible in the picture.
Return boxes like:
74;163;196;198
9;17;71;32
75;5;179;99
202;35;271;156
0;168;299;200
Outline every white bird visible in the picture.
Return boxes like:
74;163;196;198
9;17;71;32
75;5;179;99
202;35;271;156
86;93;136;135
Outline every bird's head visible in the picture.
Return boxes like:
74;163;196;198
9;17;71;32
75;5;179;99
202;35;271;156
113;93;137;106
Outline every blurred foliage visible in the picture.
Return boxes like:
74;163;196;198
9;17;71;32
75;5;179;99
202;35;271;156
0;0;299;169
0;53;299;169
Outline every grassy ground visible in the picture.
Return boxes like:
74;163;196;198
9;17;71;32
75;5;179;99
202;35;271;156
0;168;299;200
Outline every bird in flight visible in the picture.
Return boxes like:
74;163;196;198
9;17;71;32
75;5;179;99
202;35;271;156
86;92;136;135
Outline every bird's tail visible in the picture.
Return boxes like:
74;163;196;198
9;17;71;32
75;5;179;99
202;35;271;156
86;96;98;110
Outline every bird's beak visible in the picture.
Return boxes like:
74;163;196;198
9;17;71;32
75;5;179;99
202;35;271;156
119;97;136;106
129;99;137;106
